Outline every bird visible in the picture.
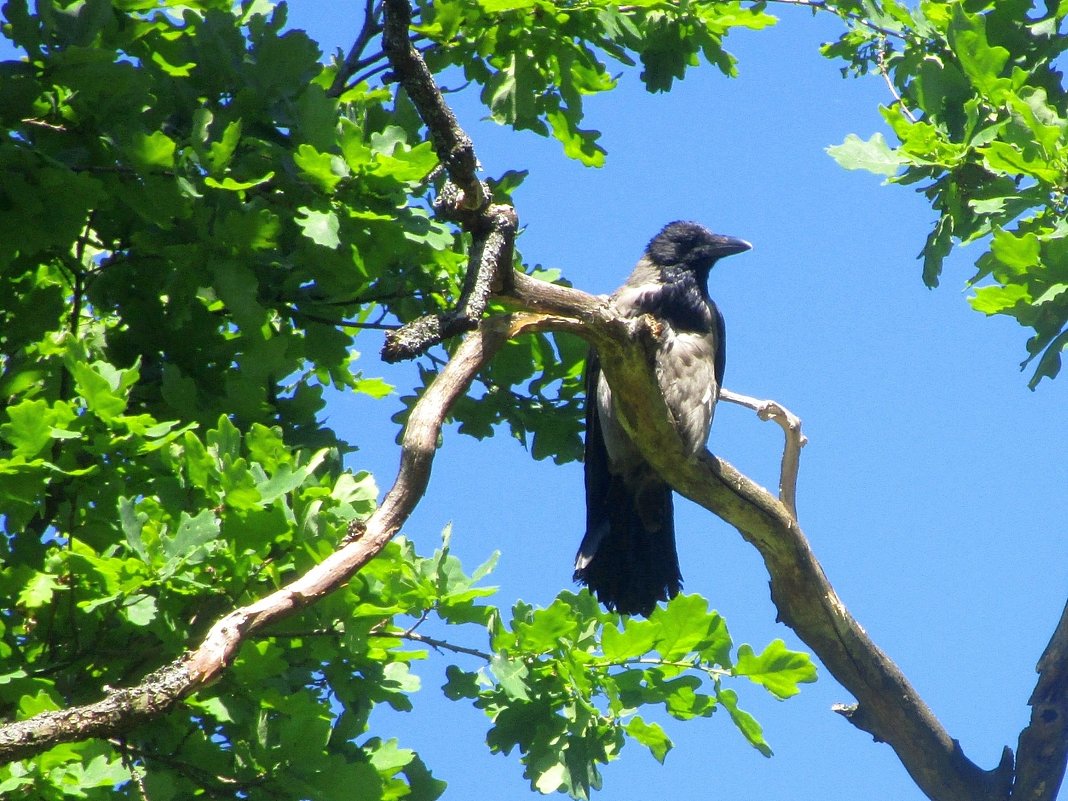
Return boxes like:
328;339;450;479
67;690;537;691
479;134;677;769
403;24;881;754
573;221;751;616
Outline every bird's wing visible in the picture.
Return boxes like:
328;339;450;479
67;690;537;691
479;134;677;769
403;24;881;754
711;299;726;390
578;349;611;570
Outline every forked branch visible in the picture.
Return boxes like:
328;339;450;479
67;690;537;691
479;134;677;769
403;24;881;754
720;388;806;519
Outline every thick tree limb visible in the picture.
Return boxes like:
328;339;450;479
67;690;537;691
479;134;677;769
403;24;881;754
1012;599;1068;801
0;320;511;764
500;278;1019;801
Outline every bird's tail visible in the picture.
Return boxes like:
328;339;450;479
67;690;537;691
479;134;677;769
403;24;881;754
574;470;682;617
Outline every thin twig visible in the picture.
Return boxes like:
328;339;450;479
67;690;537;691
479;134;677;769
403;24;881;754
720;388;806;520
876;45;918;123
328;0;383;97
392;629;493;661
758;0;909;41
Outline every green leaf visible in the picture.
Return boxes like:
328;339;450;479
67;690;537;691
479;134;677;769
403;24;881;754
990;228;1041;272
625;716;672;763
353;375;394;398
78;754;130;788
0;399;52;458
164;509;220;564
602;617;658;661
734;639;817;699
294;144;347;191
969;283;1031;314
948;7;1010;99
1034;284;1068;306
127;130;176;169
207;119;243;172
716;686;772;757
70;361;134;422
477;0;537;10
123;593;158;626
203;171;276;191
982;141;1062;182
827;133;903;177
442;665;481;700
489;654;531;700
295;207;341;249
546;109;605;167
651;594;731;664
17;572;63;609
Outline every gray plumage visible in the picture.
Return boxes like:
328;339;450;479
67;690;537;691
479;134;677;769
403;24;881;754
574;221;751;616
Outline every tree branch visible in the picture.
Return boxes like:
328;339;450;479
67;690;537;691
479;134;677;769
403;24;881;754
327;0;382;98
379;0;519;362
1012;598;1068;801
0;319;512;764
720;388;806;519
499;278;1016;801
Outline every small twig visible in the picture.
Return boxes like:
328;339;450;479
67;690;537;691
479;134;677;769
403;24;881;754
758;0;909;41
389;629;493;661
402;608;432;637
720;389;806;520
112;737;149;801
328;0;383;97
876;44;918;123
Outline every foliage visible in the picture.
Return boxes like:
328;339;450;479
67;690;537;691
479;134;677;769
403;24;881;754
822;0;1068;386
444;591;814;799
414;0;776;166
0;0;816;798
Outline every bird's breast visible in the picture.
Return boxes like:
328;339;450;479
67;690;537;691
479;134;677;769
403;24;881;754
655;328;719;454
613;280;714;334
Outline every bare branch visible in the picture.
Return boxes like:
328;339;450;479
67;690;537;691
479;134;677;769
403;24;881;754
0;319;511;764
383;204;518;362
1013;598;1068;801
377;0;523;361
328;0;383;97
720;388;806;519
392;630;493;661
382;0;482;206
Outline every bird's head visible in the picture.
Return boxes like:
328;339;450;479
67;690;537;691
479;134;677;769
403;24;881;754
646;221;751;278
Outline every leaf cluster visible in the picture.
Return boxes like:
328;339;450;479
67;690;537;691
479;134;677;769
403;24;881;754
823;0;1068;385
412;0;775;166
443;592;815;799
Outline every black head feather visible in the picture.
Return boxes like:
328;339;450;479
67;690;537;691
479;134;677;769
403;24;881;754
646;221;751;274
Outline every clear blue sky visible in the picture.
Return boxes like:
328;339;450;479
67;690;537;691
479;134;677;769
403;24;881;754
285;4;1068;800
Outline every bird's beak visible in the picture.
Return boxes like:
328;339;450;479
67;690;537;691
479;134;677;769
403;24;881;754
714;236;753;258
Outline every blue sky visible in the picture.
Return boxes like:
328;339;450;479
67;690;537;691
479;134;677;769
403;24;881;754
295;4;1068;800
